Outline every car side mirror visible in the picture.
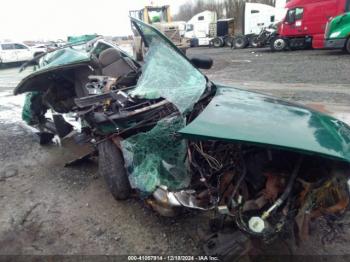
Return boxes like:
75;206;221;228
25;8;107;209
189;56;213;70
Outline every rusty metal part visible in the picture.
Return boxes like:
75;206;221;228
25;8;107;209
242;171;285;212
295;210;311;241
263;172;285;202
219;172;236;205
243;195;268;212
261;156;303;220
296;175;350;242
308;177;349;219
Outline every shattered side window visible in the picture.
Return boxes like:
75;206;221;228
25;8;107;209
121;19;207;194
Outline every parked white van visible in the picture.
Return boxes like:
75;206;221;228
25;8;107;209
0;42;46;64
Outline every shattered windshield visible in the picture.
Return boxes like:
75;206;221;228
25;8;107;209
130;18;206;113
120;19;207;193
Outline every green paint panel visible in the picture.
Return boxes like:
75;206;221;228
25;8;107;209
326;12;350;39
37;48;90;69
179;86;350;163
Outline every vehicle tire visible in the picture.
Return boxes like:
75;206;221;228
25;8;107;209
98;139;131;200
233;35;249;49
345;38;350;54
249;35;259;48
270;37;287;52
224;36;234;48
212;37;224;48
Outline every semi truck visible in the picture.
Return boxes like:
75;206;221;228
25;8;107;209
232;2;286;49
324;12;350;53
271;0;350;51
184;2;286;48
184;10;218;46
184;11;235;47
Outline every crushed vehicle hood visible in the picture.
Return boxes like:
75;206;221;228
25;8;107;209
179;85;350;163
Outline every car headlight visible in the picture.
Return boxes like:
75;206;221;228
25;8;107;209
330;31;341;38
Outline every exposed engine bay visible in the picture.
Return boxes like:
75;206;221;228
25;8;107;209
149;111;350;257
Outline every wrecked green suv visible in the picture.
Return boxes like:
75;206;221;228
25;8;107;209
15;18;350;257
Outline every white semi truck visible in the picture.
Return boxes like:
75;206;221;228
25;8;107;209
184;1;286;48
184;10;218;46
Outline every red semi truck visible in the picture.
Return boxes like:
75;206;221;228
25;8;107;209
271;0;350;51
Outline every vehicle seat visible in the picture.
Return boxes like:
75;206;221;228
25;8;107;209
99;48;135;78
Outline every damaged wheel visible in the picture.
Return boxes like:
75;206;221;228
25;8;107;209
98;139;131;200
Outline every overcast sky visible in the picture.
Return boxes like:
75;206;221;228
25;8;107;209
1;0;190;41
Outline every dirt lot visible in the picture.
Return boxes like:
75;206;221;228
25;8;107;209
1;47;350;258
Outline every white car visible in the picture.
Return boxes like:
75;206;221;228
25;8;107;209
0;42;46;64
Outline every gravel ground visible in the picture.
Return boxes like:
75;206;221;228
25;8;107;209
1;47;350;258
192;47;350;85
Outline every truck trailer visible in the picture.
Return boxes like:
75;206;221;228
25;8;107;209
271;0;350;51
